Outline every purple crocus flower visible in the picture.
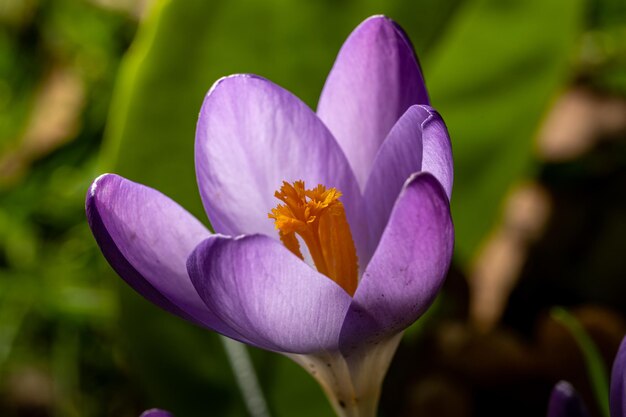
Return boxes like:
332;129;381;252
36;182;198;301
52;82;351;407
547;381;591;417
548;336;626;417
87;15;453;417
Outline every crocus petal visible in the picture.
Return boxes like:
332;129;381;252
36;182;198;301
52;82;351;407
195;74;366;256
611;336;626;417
362;105;424;255
140;410;174;417
339;173;453;351
421;106;453;200
317;15;429;189
187;234;353;353
547;381;590;417
363;105;453;259
86;174;243;340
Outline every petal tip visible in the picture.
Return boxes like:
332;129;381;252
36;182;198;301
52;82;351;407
356;14;411;44
205;73;266;99
548;381;590;417
402;104;438;122
86;174;119;218
88;173;115;198
360;14;396;27
554;380;576;395
139;409;174;417
352;15;408;43
403;171;448;201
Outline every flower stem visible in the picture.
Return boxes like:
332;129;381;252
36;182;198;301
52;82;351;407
287;333;403;417
220;336;271;417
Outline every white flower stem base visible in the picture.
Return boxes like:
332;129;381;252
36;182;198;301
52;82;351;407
287;332;403;417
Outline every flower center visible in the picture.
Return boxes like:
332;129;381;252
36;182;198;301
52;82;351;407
268;180;359;296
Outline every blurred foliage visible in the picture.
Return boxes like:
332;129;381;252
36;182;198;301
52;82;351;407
426;0;584;262
0;0;138;416
0;0;625;416
581;0;626;94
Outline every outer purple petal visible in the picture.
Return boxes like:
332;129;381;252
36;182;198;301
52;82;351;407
187;234;353;354
195;74;366;257
363;105;453;260
339;173;453;352
611;336;626;417
86;174;244;340
362;105;425;257
317;15;429;189
140;410;174;417
421;107;453;199
547;381;590;417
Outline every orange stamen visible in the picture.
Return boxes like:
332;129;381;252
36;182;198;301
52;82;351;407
268;181;359;295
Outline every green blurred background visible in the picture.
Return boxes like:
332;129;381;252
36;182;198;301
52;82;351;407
1;0;625;416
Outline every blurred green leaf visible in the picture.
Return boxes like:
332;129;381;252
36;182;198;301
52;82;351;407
425;0;585;262
0;283;32;371
551;307;611;417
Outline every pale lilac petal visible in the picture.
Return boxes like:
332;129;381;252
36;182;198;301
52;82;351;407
195;74;366;257
421;107;453;199
86;174;244;340
140;410;174;417
363;105;453;260
611;336;626;417
317;15;429;189
362;105;426;257
187;234;353;353
339;173;453;351
547;381;590;417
